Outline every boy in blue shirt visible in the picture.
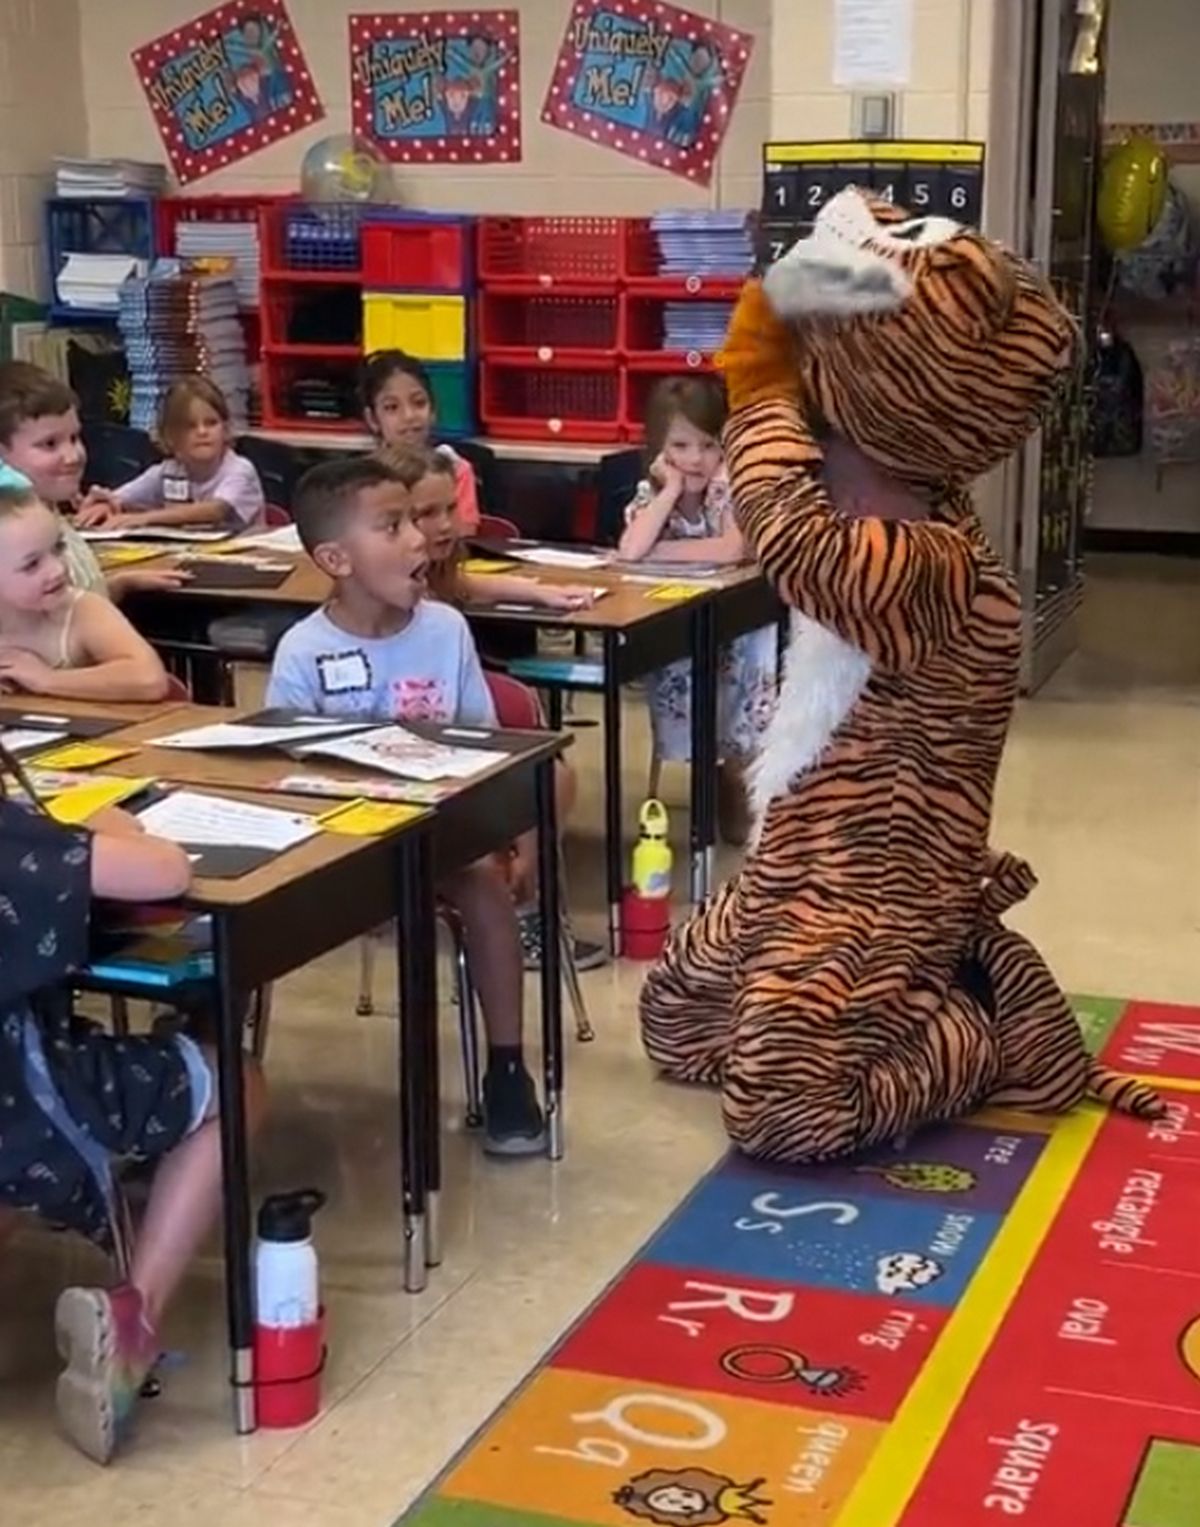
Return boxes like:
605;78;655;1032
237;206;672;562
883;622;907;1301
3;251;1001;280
266;456;544;1155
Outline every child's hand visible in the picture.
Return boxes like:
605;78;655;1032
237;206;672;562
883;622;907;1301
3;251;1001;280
74;497;121;529
649;453;685;499
107;568;193;601
84;804;146;838
0;647;54;694
537;583;596;611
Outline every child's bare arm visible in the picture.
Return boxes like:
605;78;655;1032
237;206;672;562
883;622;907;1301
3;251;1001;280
89;808;192;900
0;592;169;702
115;499;228;529
628;504;745;565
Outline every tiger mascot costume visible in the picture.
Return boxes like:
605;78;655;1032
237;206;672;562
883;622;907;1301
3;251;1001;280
639;187;1163;1163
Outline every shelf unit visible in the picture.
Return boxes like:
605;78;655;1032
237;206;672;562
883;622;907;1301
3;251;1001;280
475;216;737;443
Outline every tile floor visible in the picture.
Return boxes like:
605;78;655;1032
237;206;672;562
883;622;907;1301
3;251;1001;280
0;553;1196;1525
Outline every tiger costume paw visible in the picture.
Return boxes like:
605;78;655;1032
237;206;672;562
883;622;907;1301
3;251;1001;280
717;280;800;412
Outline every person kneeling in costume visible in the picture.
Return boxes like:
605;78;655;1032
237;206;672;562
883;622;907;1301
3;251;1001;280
638;187;1162;1164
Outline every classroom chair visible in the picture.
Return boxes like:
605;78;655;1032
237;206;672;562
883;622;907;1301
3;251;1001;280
356;670;593;1127
81;420;161;491
235;433;310;513
476;512;520;541
444;437;505;520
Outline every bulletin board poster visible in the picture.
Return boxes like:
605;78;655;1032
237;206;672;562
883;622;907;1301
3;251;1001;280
349;11;521;165
541;0;753;185
131;0;323;185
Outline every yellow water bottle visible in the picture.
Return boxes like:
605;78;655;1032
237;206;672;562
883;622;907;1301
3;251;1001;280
631;798;672;899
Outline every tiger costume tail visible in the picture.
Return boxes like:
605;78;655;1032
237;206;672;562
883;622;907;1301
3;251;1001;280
1086;1060;1166;1119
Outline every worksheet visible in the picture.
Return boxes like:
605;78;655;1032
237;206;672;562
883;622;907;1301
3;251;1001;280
0;727;69;755
152;717;374;750
79;525;234;543
138;790;318;851
236;524;304;554
506;547;611;571
293;725;507;783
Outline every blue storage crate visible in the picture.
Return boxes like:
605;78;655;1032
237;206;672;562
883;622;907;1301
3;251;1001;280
283;203;363;271
45;195;158;324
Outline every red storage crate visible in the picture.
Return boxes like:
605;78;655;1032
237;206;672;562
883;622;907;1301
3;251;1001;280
622;358;717;445
362;217;474;291
261;353;364;433
156;193;285;258
480;357;622;442
479;288;620;362
478;216;624;285
621;291;732;369
622;217;745;296
261;285;362;357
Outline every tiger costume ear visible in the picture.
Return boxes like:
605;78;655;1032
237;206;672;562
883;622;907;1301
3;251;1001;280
764;186;1016;341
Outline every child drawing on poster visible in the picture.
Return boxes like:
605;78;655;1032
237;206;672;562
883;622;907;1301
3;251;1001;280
436;34;507;137
227;10;292;113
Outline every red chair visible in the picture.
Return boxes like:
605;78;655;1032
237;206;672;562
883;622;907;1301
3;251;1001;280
477;512;520;541
264;504;291;528
355;672;594;1127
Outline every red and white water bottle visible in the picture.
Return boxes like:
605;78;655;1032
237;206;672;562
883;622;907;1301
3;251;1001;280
253;1188;326;1428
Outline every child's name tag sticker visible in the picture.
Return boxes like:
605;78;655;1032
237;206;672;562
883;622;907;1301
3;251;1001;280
33;742;137;770
48;776;154;825
317;651;371;694
647;582;705;602
316;798;424;836
163;474;192;503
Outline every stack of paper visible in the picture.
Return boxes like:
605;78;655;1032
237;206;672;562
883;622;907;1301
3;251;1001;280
650;210;756;279
174;220;262;310
54;253;146;312
662;300;735;354
118;271;249;432
54;158;167;198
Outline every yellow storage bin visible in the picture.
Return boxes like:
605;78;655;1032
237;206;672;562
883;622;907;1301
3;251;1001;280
363;292;467;361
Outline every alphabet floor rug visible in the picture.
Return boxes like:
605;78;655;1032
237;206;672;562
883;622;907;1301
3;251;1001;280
398;997;1200;1526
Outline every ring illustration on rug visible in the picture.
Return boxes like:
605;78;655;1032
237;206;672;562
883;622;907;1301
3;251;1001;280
719;1343;863;1398
614;1467;771;1525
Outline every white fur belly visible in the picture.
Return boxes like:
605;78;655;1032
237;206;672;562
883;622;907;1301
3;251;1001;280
749;611;873;837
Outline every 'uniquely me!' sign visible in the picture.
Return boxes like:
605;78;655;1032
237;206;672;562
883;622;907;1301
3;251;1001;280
541;0;753;186
132;0;323;185
349;10;521;165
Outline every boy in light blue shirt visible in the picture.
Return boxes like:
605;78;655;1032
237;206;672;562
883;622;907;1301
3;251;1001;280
266;456;544;1156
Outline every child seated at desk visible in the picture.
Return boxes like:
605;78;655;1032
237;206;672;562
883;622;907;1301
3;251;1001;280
619;375;777;847
0;361;184;601
77;377;265;535
0;791;265;1465
264;455;547;1155
361;349;480;534
0;485;169;702
383;443;605;972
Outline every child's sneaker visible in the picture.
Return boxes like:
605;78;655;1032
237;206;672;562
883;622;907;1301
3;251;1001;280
55;1284;159;1464
517;906;607;972
483;1061;546;1157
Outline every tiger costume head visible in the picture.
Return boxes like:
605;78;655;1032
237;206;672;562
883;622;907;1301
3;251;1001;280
762;187;1077;491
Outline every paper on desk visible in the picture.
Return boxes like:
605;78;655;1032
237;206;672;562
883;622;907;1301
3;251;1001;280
32;741;137;770
237;524;303;554
293;725;507;783
506;547;610;571
277;772;449;805
152;718;373;750
138;790;318;851
0;727;69;755
48;776;153;825
79;525;235;544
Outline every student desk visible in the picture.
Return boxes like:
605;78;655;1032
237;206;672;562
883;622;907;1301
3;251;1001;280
122;553;780;946
1;695;565;1436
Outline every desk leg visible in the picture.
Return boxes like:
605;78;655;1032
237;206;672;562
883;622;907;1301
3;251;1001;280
212;915;255;1435
602;631;623;955
396;832;432;1292
420;837;442;1269
689;599;718;907
535;757;564;1159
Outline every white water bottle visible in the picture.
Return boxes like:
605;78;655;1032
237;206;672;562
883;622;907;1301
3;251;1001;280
254;1189;325;1329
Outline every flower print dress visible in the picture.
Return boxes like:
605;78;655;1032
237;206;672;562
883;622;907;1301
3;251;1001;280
645;468;778;762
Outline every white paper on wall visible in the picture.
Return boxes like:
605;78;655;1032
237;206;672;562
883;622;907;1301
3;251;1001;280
833;0;914;88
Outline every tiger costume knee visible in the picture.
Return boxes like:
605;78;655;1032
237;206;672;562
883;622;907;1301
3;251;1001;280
639;187;1162;1163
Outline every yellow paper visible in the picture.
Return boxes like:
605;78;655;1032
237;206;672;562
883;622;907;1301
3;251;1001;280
48;776;153;825
647;582;704;602
96;545;164;568
32;741;138;770
462;557;517;575
316;798;424;836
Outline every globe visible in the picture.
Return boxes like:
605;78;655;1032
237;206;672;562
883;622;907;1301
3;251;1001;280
300;134;388;203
